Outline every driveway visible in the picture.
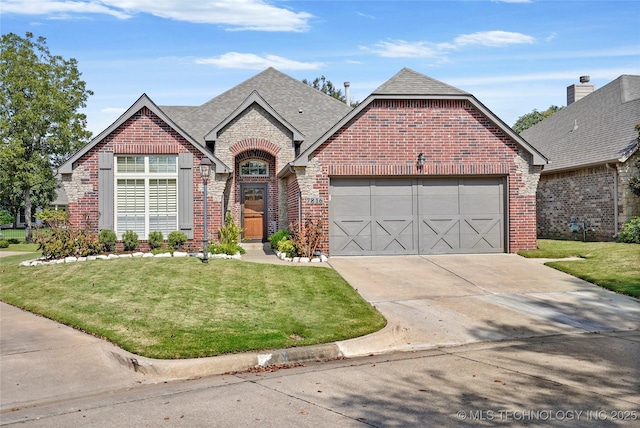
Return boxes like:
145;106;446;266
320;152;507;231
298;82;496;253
329;254;640;357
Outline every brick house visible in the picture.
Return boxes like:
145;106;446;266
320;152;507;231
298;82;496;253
58;67;547;255
521;75;640;241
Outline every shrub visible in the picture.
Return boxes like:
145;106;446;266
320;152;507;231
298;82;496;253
0;210;14;226
98;229;117;253
168;231;188;250
37;227;102;259
269;229;290;249
0;239;9;249
7;238;21;245
210;242;246;256
219;212;242;246
619;216;640;244
122;230;139;251
277;239;297;258
148;231;164;249
289;217;325;258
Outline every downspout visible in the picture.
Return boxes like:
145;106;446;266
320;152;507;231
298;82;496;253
298;191;302;230
606;163;619;238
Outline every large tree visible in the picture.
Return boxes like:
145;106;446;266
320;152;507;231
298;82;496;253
0;32;92;241
512;105;562;134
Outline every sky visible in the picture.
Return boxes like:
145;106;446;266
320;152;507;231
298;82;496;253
2;0;639;137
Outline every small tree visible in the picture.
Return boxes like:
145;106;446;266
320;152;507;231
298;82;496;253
513;105;562;133
0;32;93;242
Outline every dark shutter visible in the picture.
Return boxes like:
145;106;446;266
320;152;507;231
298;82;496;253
98;152;114;231
178;153;194;239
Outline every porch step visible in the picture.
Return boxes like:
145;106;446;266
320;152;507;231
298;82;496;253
241;242;270;251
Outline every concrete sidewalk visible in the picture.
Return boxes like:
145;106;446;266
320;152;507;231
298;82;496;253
1;251;639;417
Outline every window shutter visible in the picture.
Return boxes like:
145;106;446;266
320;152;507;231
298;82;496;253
98;152;114;231
178;152;194;239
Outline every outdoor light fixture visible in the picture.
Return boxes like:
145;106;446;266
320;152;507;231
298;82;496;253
199;158;213;263
417;153;426;166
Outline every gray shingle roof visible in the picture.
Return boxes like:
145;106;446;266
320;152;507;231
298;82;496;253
521;75;640;172
373;68;469;96
161;68;353;152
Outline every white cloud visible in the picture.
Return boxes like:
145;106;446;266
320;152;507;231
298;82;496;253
195;52;323;70
362;40;446;59
453;31;535;47
1;0;313;31
101;107;127;114
1;0;131;19
363;30;536;61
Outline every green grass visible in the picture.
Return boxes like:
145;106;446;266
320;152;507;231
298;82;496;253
519;240;640;297
0;255;386;359
0;243;39;252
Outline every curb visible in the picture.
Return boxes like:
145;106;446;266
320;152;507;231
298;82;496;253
106;342;344;380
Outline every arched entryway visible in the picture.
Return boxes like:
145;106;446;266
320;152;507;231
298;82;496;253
234;149;277;242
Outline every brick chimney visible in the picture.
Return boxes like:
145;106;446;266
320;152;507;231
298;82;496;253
567;76;595;105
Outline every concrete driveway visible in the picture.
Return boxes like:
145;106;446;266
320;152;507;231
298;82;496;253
329;254;640;357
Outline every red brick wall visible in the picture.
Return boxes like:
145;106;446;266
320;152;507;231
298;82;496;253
287;175;300;229
537;166;616;240
66;107;222;249
302;99;538;253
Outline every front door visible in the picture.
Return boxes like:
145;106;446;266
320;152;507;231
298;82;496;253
241;185;266;241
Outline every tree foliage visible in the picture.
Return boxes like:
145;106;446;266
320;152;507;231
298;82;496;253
512;105;562;134
303;75;358;107
0;32;93;241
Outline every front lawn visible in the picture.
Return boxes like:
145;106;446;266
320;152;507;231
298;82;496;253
519;240;640;297
0;254;386;359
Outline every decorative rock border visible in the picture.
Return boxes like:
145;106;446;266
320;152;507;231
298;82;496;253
19;251;242;267
275;251;328;263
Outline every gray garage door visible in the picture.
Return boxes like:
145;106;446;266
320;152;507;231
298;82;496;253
329;178;505;256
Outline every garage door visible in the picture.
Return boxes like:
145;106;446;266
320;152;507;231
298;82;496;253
329;178;505;256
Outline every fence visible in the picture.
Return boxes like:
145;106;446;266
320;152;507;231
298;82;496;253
0;228;49;242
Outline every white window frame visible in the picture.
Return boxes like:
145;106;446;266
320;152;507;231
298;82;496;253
240;159;269;177
114;155;178;239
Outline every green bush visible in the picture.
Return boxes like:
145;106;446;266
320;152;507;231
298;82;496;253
148;231;164;249
7;238;21;245
168;231;188;250
209;243;246;256
37;227;102;259
619;216;640;244
0;210;14;226
269;229;290;249
277;239;297;258
98;229;117;253
219;212;242;246
0;239;9;248
122;230;139;251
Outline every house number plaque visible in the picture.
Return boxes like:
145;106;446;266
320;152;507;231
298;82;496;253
305;197;324;204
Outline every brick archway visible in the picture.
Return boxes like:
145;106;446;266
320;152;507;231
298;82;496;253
229;138;281;157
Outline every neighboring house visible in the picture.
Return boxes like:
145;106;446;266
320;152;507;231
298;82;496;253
521;75;640;241
58;67;546;256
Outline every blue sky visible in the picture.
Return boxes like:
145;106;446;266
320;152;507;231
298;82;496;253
2;0;639;136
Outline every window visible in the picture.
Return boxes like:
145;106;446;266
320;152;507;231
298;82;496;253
240;160;268;177
115;156;177;239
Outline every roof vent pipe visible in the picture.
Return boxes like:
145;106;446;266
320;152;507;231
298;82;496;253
344;81;350;106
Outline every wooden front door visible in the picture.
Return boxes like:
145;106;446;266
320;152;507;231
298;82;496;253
241;185;266;241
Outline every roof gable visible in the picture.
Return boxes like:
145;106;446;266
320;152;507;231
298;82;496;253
373;68;469;96
521;75;640;172
293;68;546;167
162;67;352;152
58;94;230;174
204;90;304;142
